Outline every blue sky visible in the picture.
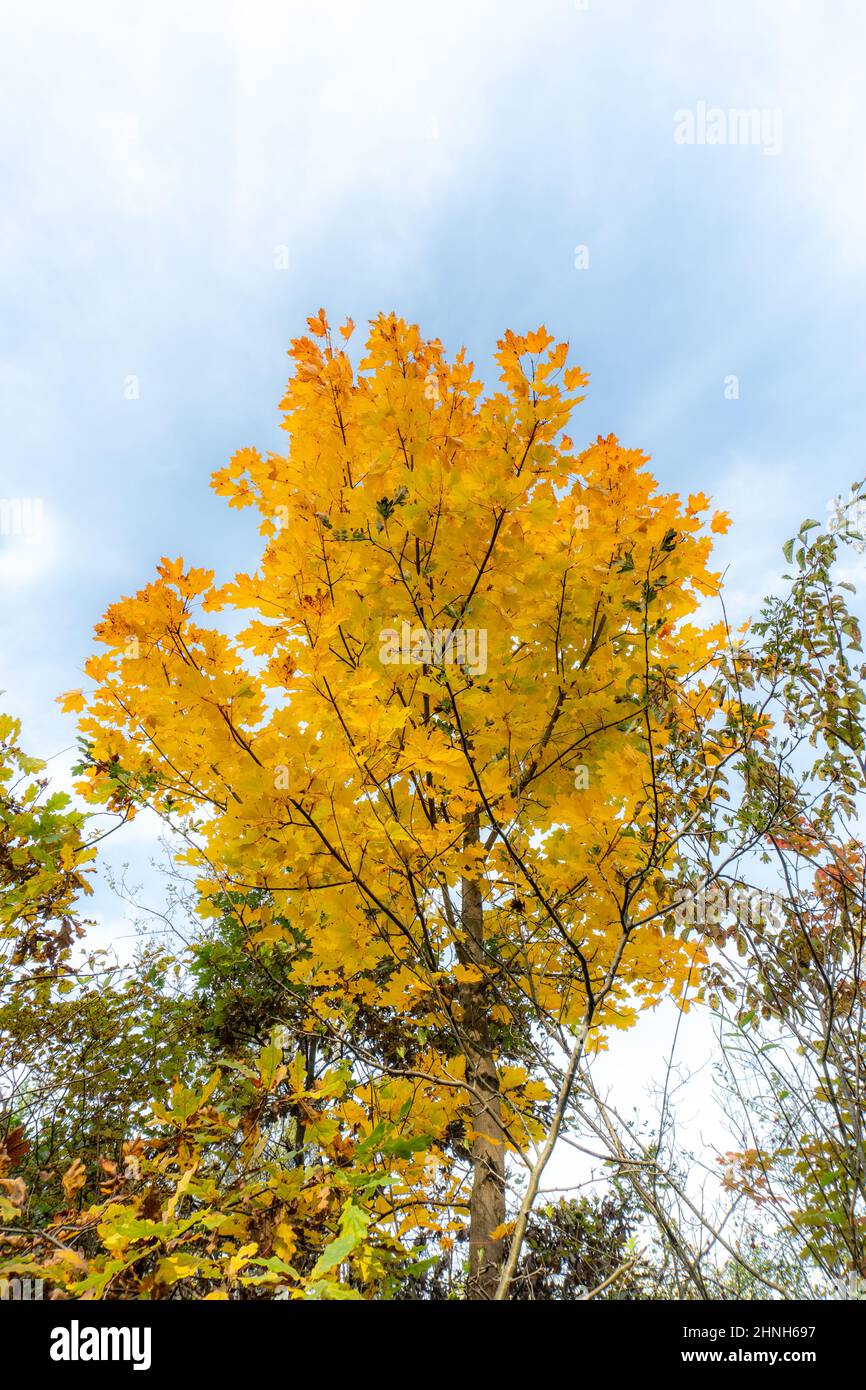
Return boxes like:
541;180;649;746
4;0;866;761
2;1;866;1132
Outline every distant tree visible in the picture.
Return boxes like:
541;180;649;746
711;492;866;1295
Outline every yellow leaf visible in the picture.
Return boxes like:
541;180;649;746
58;689;86;714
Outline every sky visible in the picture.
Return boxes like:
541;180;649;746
3;0;866;1197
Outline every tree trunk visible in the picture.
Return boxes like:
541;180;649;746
459;812;505;1299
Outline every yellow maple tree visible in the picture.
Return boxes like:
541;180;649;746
64;310;739;1297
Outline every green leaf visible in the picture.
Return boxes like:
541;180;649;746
311;1232;357;1277
339;1203;370;1243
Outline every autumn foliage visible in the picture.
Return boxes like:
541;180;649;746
5;312;750;1299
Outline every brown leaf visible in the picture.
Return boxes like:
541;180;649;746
0;1176;27;1208
61;1157;87;1203
0;1125;30;1171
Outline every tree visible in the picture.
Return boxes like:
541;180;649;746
0;706;94;1233
708;492;866;1294
63;311;743;1297
396;1184;659;1300
0;708;93;970
507;1187;656;1300
1;940;195;1225
568;489;866;1301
